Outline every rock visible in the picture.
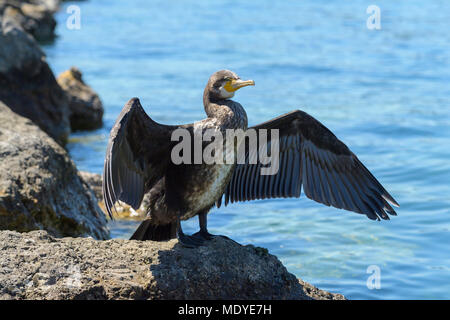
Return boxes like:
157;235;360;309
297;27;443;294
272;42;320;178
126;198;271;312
79;171;147;220
298;279;345;300
78;171;103;201
0;0;58;41
0;14;71;145
32;0;60;13
57;67;104;131
0;229;345;300
0;102;109;239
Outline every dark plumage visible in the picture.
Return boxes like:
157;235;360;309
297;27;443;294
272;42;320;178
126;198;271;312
102;70;399;247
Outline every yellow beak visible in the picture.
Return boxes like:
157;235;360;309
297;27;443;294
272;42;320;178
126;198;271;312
224;79;255;92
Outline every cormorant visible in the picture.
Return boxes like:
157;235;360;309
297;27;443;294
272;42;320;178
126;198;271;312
102;70;399;247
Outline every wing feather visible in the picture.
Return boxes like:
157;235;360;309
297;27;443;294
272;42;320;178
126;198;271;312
222;110;399;220
102;98;176;218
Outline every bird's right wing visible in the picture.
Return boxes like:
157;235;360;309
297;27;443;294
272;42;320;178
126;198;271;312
102;98;177;218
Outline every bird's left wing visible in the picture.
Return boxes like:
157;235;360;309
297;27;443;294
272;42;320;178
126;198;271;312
219;110;399;220
102;98;178;218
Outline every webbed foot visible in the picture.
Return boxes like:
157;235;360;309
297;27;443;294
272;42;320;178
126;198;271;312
177;231;205;248
192;229;216;241
192;230;232;241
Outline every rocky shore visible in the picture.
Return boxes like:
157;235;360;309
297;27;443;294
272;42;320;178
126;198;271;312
0;230;345;300
0;0;108;238
0;0;59;41
0;0;345;300
0;7;70;145
0;102;109;239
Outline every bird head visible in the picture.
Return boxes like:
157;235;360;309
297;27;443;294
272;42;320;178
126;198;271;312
206;70;255;101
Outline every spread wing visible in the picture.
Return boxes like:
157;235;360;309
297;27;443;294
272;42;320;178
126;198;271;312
220;110;399;220
102;98;177;218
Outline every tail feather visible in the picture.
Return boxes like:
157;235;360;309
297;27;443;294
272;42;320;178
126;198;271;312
130;220;177;241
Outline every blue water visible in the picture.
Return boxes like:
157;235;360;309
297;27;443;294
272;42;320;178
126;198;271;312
43;0;450;299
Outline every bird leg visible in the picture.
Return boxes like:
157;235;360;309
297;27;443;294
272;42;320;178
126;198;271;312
176;216;204;248
192;212;215;240
192;212;233;242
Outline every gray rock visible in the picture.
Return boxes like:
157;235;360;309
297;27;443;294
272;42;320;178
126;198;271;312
79;171;103;201
0;11;44;76
0;14;70;145
57;67;104;131
0;229;345;300
0;102;109;239
0;0;58;41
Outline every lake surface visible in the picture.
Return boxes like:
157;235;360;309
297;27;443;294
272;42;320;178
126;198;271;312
43;0;450;299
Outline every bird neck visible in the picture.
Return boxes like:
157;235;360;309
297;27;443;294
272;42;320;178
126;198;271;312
203;90;229;118
203;90;248;130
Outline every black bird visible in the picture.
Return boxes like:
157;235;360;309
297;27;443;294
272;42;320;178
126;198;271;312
102;70;399;247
